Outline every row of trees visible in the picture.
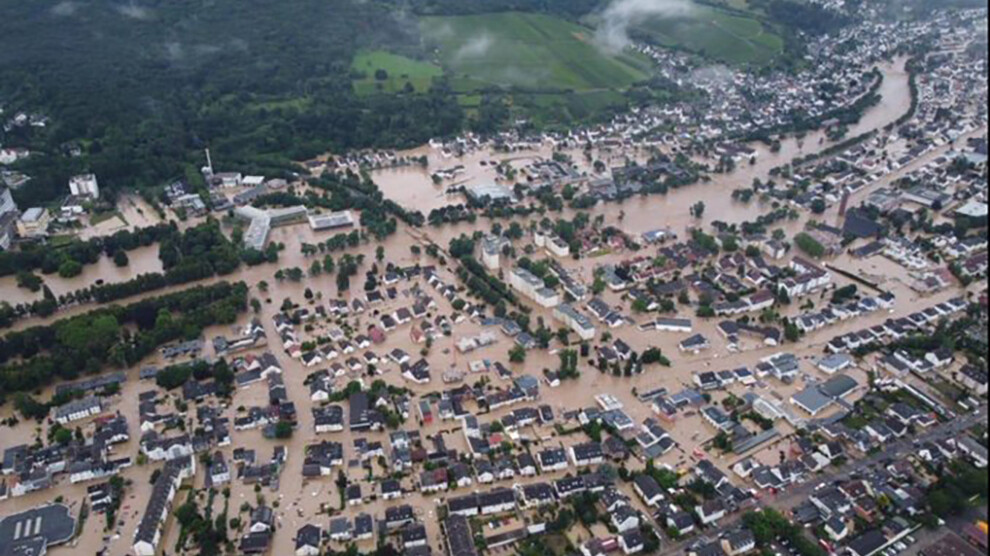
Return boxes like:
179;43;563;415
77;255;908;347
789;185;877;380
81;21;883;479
0;222;176;278
2;221;270;326
0;281;248;399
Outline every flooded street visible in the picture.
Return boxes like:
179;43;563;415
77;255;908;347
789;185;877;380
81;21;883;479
370;58;914;240
0;244;164;308
0;216;976;556
0;52;979;556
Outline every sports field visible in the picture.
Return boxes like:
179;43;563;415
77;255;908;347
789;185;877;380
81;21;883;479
352;51;444;95
420;12;650;92
632;4;783;65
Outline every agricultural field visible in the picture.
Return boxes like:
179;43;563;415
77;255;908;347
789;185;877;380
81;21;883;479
631;3;784;65
420;12;650;93
352;50;444;95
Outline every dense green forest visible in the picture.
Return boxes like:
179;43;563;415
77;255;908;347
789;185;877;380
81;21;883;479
0;0;858;207
0;1;617;207
0;0;467;206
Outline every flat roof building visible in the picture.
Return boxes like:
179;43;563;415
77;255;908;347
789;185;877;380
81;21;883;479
0;504;76;556
308;210;355;231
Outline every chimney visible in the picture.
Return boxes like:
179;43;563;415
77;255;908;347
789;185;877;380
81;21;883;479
838;190;850;217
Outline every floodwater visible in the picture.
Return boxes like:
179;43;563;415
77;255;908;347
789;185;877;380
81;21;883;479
0;214;976;556
0;59;913;325
2;55;968;556
0;244;164;308
370;58;914;240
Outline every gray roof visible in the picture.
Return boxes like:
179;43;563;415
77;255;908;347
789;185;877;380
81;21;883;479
0;504;76;556
819;374;858;398
792;386;833;414
445;515;479;556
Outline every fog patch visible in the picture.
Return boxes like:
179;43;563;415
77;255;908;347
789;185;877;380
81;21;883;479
454;34;494;62
51;1;80;17
595;0;695;52
116;2;152;20
690;64;735;88
164;42;184;61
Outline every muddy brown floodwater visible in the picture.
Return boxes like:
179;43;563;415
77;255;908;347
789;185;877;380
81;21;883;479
0;244;165;308
370;58;913;239
3;56;964;556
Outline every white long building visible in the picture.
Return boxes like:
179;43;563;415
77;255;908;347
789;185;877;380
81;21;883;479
132;456;195;556
509;267;560;308
553;303;597;341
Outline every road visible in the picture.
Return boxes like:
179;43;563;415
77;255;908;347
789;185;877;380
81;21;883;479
658;406;988;555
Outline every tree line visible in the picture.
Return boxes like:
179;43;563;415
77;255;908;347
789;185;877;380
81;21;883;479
2;220;273;326
0;281;248;401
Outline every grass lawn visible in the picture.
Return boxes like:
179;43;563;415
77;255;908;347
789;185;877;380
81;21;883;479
352;50;443;95
631;3;783;65
90;210;127;226
49;234;77;248
420;12;649;93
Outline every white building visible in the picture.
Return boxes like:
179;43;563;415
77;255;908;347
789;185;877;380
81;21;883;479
0;147;30;165
69;174;100;199
54;396;102;425
545;236;570;258
132;457;195;556
654;318;692;333
553;303;597;341
509;267;560;308
481;235;507;270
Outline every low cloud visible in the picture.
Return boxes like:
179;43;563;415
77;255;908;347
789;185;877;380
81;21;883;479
595;0;695;52
116;2;152;20
453;34;495;62
51;1;80;17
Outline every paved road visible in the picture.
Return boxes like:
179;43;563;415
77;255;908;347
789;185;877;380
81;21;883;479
658;406;988;555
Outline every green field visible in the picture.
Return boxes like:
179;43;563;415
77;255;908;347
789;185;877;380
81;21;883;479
631;4;783;65
352;50;444;95
420;12;649;92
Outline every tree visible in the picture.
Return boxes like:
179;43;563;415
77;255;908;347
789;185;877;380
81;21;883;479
16;271;43;292
13;393;48;420
712;431;733;452
53;427;73;445
592;275;606;295
793;232;825;258
784;319;802;343
641;347;670;366
58;259;83;278
690;201;705;219
274;420;293;439
376;245;385;262
509;344;526;363
810;198;827;214
113;250;129;267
